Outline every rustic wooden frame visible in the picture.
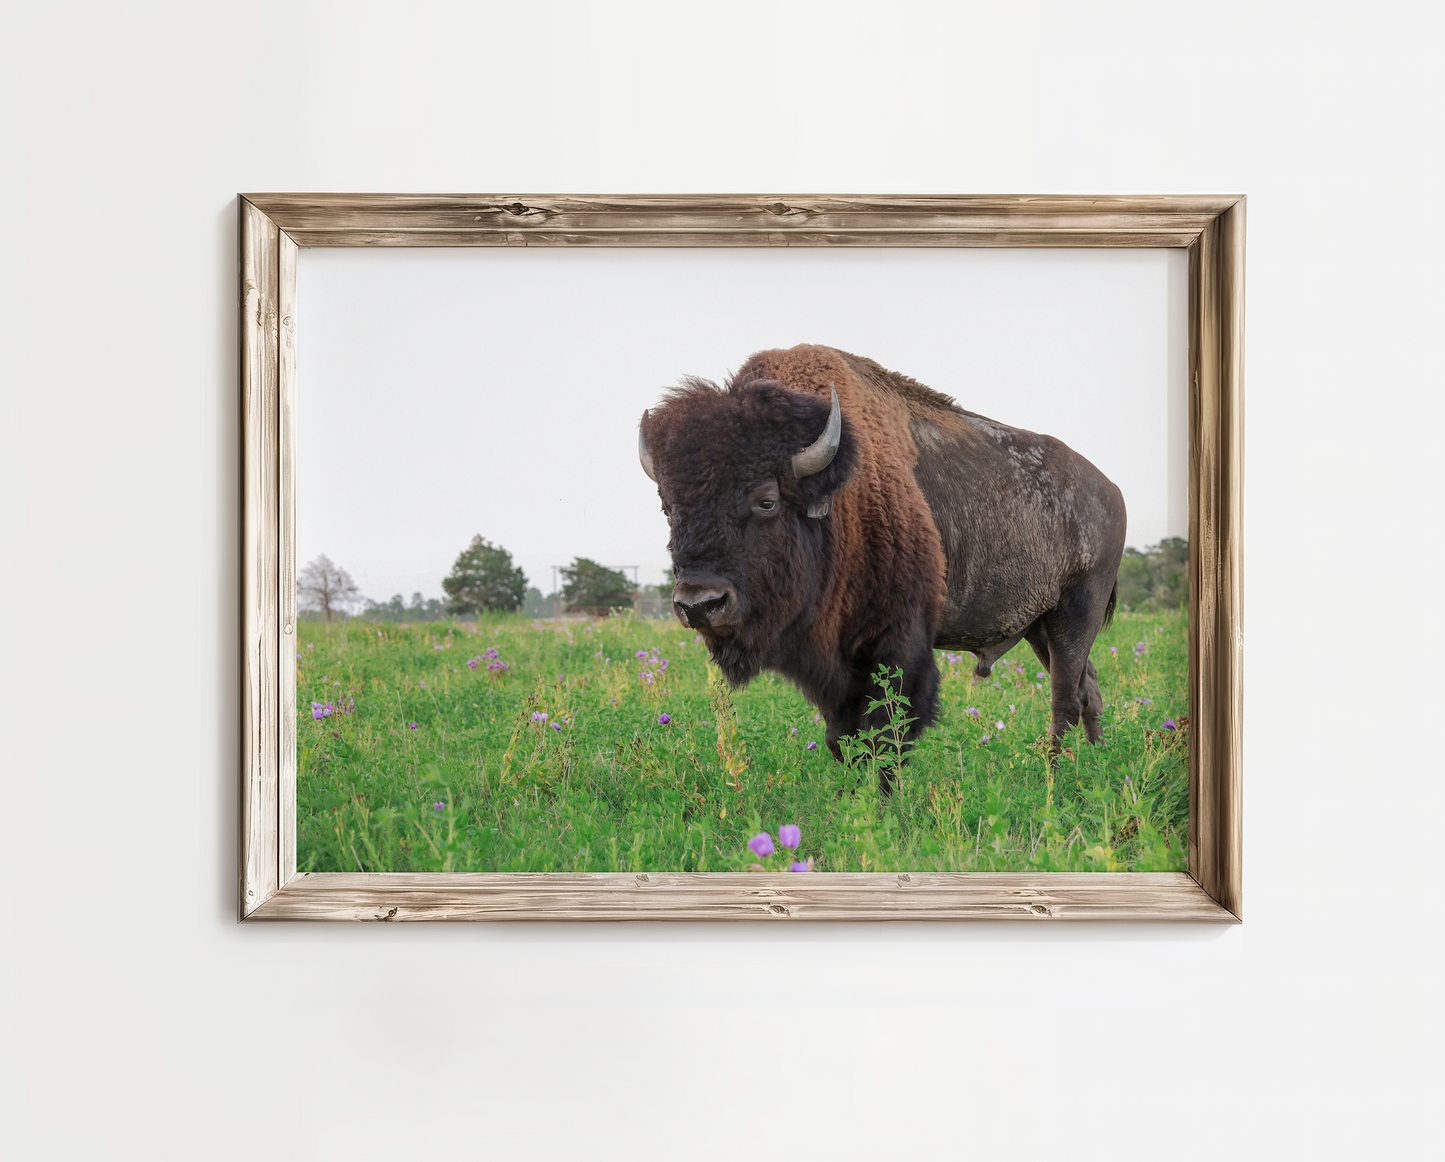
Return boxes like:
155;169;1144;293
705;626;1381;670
240;194;1243;922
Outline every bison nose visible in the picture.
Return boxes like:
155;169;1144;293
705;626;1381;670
672;579;738;631
674;592;730;630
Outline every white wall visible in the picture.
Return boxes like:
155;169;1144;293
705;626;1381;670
1;3;1439;1158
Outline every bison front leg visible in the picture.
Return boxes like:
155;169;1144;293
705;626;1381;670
825;644;941;794
823;703;860;765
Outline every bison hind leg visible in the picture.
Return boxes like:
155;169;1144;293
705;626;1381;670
1032;579;1114;752
1078;659;1104;743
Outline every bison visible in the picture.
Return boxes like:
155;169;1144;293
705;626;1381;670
638;344;1126;791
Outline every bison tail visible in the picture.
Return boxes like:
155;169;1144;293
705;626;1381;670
1102;583;1117;628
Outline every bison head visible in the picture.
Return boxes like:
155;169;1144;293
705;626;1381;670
638;376;857;684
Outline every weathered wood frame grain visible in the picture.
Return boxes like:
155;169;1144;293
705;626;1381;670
240;194;1244;923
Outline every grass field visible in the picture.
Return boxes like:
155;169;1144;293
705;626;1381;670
297;609;1189;874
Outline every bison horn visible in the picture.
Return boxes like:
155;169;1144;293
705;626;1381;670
638;414;657;482
791;386;841;479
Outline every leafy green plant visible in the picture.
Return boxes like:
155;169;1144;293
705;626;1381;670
836;664;916;793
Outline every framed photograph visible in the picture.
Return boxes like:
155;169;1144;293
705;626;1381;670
240;194;1243;921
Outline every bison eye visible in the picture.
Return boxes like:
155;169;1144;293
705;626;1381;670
747;477;781;519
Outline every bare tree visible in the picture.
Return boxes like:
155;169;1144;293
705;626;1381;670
298;554;361;623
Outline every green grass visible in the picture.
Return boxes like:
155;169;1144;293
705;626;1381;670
296;609;1189;874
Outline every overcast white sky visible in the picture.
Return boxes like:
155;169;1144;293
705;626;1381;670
297;246;1187;604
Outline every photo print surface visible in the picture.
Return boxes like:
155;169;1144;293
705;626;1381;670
295;246;1189;874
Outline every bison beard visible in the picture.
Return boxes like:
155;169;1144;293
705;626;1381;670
639;344;1126;794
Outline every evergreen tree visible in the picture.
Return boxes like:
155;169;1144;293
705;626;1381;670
442;536;527;615
560;558;634;615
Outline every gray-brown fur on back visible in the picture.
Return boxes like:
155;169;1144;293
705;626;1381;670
834;348;1126;654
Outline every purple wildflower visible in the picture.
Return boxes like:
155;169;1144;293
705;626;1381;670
790;727;798;736
408;722;418;730
657;713;672;725
311;702;324;720
482;647;499;660
995;720;1006;730
550;721;562;731
532;711;548;723
805;741;818;751
981;735;991;744
748;832;775;858
1109;646;1118;655
966;707;980;717
1037;671;1046;679
467;658;478;670
779;824;801;848
432;801;445;811
789;861;812;873
1163;718;1178;731
635;650;649;659
1136;697;1153;706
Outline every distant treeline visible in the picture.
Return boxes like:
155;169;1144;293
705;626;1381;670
305;539;661;624
301;537;1188;625
357;592;449;623
349;586;557;623
1116;537;1187;613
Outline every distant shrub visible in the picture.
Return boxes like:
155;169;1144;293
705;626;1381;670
560;557;634;616
1116;537;1187;612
